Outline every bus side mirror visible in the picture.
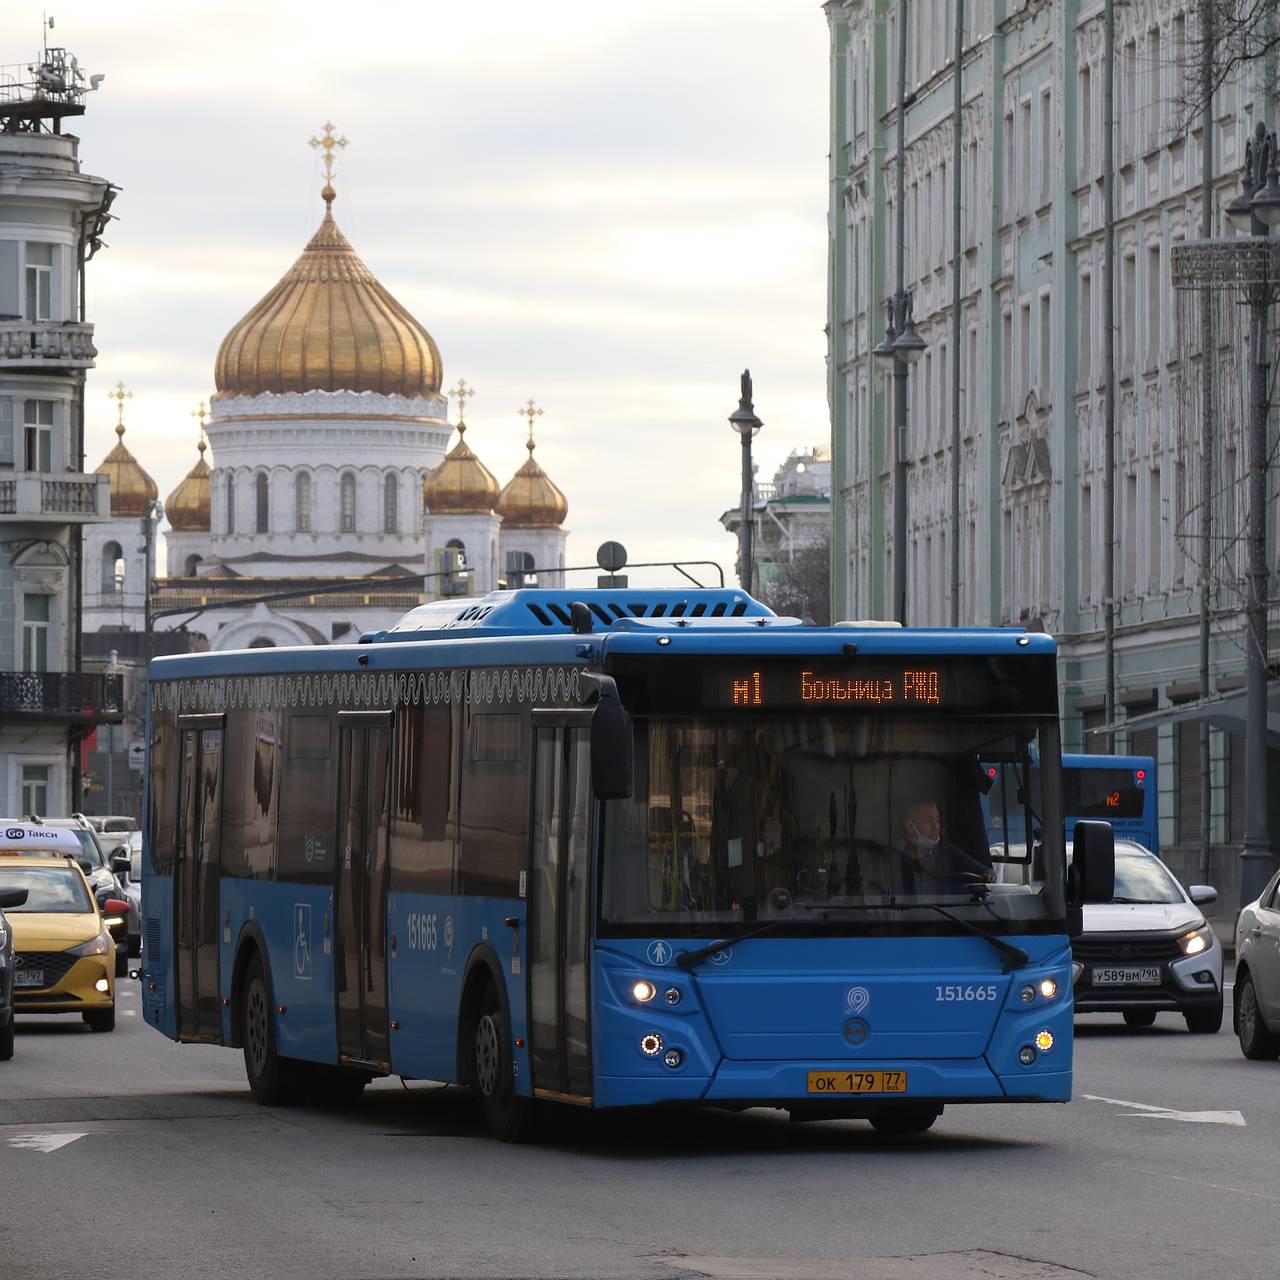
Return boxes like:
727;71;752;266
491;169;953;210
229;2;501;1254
590;677;633;800
1068;820;1115;906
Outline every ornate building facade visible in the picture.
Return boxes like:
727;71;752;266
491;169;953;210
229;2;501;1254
0;44;122;815
826;0;1279;883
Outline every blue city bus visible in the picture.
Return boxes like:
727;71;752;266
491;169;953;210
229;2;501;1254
985;753;1157;854
141;589;1112;1139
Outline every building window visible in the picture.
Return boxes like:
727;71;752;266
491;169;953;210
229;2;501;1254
506;549;536;589
21;764;49;816
23;400;53;472
340;472;356;533
1147;467;1161;591
1038;291;1051;396
226;473;236;534
1146;244;1162;368
295;472;311;532
1080;485;1093;603
183;553;202;577
1078;273;1092;388
22;593;50;672
1079;65;1092;181
101;541;124;596
255;472;269;533
384;472;398;534
1039;88;1052;207
24;243;53;322
0;399;12;467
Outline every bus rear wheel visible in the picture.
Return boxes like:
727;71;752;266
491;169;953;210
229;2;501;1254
473;982;537;1142
242;953;306;1106
868;1104;941;1135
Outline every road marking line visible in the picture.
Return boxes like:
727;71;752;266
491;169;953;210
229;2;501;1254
120;1009;136;1016
7;1133;86;1153
1083;1093;1245;1126
1101;1162;1280;1202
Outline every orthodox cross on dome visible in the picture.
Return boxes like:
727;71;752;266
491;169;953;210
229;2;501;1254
107;381;132;438
450;378;475;427
191;400;208;455
518;398;543;450
308;121;349;203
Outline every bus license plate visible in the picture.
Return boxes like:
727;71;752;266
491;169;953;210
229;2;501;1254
807;1070;907;1095
14;969;44;988
1092;966;1161;986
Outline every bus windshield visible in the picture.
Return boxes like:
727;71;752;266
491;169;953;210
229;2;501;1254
602;714;1064;935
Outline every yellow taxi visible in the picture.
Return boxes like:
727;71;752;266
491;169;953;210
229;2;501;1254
0;824;123;1032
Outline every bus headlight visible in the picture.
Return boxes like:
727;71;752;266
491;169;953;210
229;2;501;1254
640;1033;663;1057
631;980;657;1003
1018;1045;1036;1065
1039;978;1058;999
1019;984;1036;1004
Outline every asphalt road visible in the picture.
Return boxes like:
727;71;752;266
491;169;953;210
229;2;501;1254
0;972;1272;1280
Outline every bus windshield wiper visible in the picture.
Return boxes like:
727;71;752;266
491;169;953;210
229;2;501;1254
676;916;823;972
808;899;1030;971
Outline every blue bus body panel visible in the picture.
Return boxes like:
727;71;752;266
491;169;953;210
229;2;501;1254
385;893;526;1085
590;935;1073;1109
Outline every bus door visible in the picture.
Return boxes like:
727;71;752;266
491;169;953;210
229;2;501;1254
175;715;224;1041
528;713;595;1102
335;711;393;1069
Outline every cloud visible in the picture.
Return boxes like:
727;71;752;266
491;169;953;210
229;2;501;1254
40;0;829;580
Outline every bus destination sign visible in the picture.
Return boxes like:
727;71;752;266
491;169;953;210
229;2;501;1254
718;667;943;708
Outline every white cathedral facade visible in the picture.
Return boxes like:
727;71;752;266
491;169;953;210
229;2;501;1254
83;152;569;652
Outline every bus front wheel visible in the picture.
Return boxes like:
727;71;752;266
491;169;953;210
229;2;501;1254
242;953;306;1106
473;983;537;1142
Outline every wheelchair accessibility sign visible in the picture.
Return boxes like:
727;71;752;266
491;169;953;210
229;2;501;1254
294;903;312;980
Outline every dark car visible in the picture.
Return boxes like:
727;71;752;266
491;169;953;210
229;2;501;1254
0;885;31;1060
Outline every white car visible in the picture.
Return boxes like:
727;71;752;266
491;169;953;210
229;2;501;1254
1233;871;1280;1059
1071;840;1223;1033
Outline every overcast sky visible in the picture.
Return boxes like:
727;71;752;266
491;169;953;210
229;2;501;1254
22;0;829;587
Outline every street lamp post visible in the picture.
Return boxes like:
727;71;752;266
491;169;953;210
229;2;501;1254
141;498;164;664
872;0;927;625
1228;124;1280;906
729;369;763;595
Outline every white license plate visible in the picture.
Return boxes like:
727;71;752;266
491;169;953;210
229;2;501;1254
1092;965;1161;986
13;969;44;988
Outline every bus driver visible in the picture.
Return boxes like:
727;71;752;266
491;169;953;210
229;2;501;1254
894;798;995;895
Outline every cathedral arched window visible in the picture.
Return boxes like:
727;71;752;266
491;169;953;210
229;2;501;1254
226;474;236;534
183;553;202;577
340;472;357;533
101;541;124;596
383;473;398;534
255;472;270;533
295;472;312;533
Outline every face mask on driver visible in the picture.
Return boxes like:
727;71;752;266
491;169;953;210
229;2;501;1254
908;821;939;852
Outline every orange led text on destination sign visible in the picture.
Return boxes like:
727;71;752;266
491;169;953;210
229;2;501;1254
729;669;943;706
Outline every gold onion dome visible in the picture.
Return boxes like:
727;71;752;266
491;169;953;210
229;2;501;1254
422;423;500;514
95;421;158;518
166;435;211;532
496;435;568;528
213;185;442;399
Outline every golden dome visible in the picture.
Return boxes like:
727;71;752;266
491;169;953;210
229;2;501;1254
422;423;499;514
496;435;568;528
166;435;211;532
213;187;442;400
95;422;158;518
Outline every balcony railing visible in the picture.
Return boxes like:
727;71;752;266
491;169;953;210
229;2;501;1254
0;320;97;368
0;671;124;723
0;473;110;522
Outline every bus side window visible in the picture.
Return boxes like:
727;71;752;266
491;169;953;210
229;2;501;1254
390;705;457;895
459;708;526;898
222;708;280;879
148;708;178;874
278;714;336;882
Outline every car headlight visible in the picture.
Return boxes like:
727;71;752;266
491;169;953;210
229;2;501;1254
67;930;112;957
1178;923;1214;957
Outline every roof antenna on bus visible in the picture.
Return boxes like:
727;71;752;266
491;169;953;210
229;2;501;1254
569;601;594;634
